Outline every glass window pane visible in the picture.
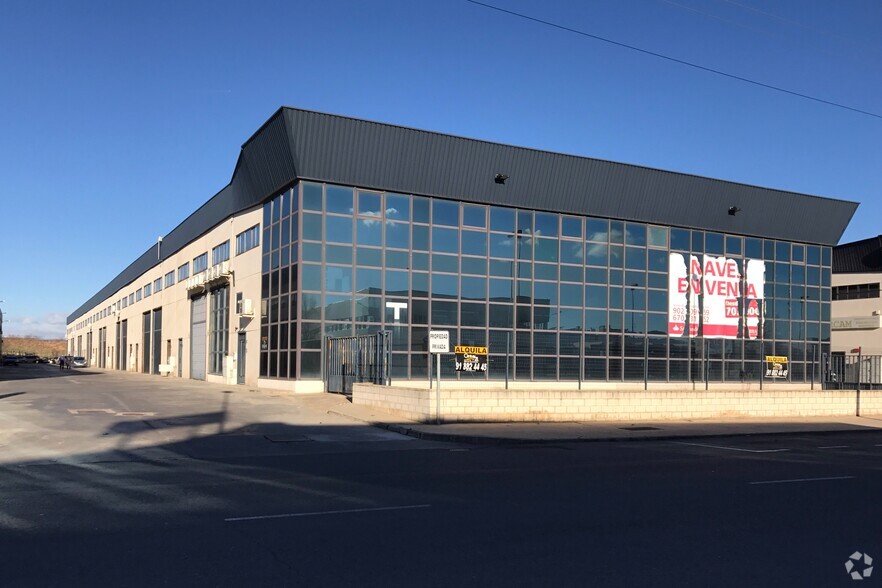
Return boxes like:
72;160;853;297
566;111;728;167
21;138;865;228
463;204;486;228
517;210;533;234
705;233;723;255
355;268;382;294
625;247;646;270
356;247;382;267
517;235;533;260
586;218;608;242
560;283;582;307
535;212;558;237
385;221;410;249
462;257;487;275
301;264;322;291
325;266;353;292
533;282;558;306
560;265;583;283
461;302;486;327
490;260;514;277
326;185;354;215
489;278;513;303
648;226;667;248
432;254;458;273
385;270;408;296
432;301;457;325
355;296;382;323
326;216;352;244
561;216;582;238
413;225;430;251
489;233;515;259
432;227;459;254
490;207;515;232
725;235;743;256
560;241;583;265
357;219;382;246
534;263;558;281
303;213;322;241
431;273;458;299
586;243;607;266
303;183;322;211
535;238;559;263
625;223;646;246
433;200;459;226
489;304;513;328
357;191;382;217
413;197;430;223
324;294;352;322
385;193;410;221
462;230;487;256
461;276;487;301
559;308;582;330
585;309;607;332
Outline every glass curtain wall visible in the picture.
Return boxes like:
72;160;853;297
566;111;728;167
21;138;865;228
259;182;832;383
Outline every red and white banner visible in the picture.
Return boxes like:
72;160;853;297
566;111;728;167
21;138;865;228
701;256;741;339
668;253;687;337
689;255;701;337
744;259;765;340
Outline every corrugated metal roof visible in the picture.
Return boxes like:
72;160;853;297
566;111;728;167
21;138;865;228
68;107;858;324
834;236;882;274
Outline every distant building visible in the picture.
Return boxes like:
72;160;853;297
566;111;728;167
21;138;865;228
67;107;856;391
831;236;882;355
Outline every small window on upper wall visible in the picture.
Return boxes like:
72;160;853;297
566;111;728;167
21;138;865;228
326;185;354;215
561;216;582;239
534;212;558;237
385;193;410;221
357;191;382;217
212;240;230;266
647;226;667;248
432;199;460;227
193;253;208;273
302;183;322;211
236;225;260;255
462;204;487;228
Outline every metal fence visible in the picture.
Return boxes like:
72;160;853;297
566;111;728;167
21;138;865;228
325;331;392;394
824;353;882;390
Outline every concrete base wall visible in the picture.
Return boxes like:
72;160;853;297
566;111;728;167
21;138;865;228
352;383;882;423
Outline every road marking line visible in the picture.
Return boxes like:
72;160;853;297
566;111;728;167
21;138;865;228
817;445;848;449
224;504;432;522
749;476;855;485
673;441;789;453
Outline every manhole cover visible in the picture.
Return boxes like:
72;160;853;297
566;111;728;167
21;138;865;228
619;426;661;431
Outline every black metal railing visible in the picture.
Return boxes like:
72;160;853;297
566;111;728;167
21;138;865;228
824;352;882;390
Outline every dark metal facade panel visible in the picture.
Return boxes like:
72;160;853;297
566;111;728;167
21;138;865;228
70;106;858;324
833;236;882;274
284;108;857;245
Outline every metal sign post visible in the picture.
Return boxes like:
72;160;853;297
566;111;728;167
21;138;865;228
429;331;449;424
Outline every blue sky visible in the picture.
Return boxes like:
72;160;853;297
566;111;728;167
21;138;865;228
1;0;879;339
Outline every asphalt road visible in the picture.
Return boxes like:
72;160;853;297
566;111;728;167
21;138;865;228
1;364;881;587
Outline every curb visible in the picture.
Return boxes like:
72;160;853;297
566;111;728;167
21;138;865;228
327;410;882;445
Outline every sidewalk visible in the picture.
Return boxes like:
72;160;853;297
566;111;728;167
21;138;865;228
321;395;882;444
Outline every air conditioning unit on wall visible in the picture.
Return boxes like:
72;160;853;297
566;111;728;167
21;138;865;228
240;298;254;317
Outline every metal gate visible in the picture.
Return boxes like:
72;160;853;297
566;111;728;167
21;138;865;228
325;331;391;394
824;352;882;390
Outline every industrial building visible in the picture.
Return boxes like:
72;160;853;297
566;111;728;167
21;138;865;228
67;107;857;392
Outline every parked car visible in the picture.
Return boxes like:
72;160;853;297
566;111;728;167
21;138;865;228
2;355;20;366
70;356;88;368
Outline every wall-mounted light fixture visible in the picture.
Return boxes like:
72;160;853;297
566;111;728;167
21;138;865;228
494;173;508;185
728;206;741;216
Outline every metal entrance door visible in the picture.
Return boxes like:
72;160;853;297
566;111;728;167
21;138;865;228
325;331;391;394
177;338;183;377
237;332;246;385
190;295;207;380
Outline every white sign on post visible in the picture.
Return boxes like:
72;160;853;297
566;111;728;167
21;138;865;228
429;330;449;354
